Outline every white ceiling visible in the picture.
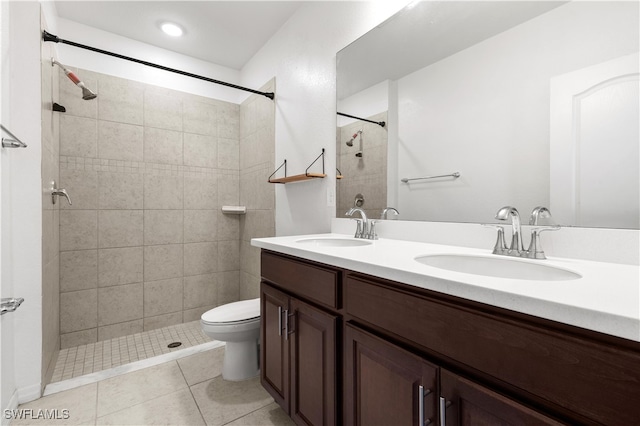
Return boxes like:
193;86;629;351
54;1;302;70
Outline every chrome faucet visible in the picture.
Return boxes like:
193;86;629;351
346;207;369;239
527;206;560;259
380;207;399;220
495;206;524;254
490;206;560;259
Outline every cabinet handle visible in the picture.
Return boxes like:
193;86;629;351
284;309;290;340
284;309;295;340
278;306;283;336
439;397;451;426
419;386;432;426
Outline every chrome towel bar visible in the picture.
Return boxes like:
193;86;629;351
401;172;460;183
1;124;28;148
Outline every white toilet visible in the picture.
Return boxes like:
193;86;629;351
200;298;261;381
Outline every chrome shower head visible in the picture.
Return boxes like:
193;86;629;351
52;58;97;101
345;130;362;147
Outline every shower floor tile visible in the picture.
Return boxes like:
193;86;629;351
50;320;209;384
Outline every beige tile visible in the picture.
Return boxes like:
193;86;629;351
143;277;183;317
98;172;143;209
183;305;213;323
96;362;188;417
144;92;182;131
60;115;97;158
184;175;217;210
184;273;217;310
184;133;217;168
98;120;143;162
144;174;183;210
98;320;143;341
240;271;260;301
144;210;183;245
218;240;240;271
98;82;143;125
218;174;239;206
60;210;98;251
191;376;273;426
226;402;295;426
177;347;224;386
60;250;98;292
217;212;240;241
240;209;275;241
60;328;97;349
219;120;240;140
183;99;217;136
98;283;143;326
218;138;239;170
143;312;183;331
59;168;98;210
96;388;204;426
218;271;240;305
144;244;183;282
60;289;97;333
184;242;217;276
240;241;261;279
98;210;143;248
98;247;143;287
13;383;97;425
143;127;183;165
184;210;217;243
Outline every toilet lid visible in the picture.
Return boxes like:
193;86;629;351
201;298;260;323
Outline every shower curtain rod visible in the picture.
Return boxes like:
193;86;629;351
42;30;275;100
337;112;385;127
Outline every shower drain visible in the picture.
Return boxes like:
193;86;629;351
167;342;182;348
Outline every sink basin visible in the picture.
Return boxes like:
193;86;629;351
415;254;581;281
296;238;373;247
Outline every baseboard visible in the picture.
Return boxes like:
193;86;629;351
16;383;41;405
1;389;19;426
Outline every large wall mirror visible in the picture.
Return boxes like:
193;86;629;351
336;1;639;229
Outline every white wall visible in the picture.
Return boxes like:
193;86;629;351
55;18;242;104
1;1;44;406
394;2;638;222
337;80;389;127
240;1;411;236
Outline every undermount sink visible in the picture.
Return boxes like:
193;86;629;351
296;238;373;247
415;254;581;281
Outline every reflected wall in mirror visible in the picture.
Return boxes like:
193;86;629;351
336;1;639;228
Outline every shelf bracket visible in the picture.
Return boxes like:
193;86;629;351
268;159;287;183
305;148;325;177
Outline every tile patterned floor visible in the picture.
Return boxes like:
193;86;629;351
14;347;295;426
51;321;209;383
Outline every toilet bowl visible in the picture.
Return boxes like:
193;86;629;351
200;298;261;381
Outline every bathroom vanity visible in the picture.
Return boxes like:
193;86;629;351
254;235;640;425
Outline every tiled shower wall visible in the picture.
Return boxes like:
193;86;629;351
336;111;388;218
58;69;244;349
239;80;276;299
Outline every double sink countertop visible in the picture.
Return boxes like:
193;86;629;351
252;233;640;343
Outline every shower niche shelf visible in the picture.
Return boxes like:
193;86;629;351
268;149;327;184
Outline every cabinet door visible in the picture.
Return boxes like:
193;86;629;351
290;298;338;426
261;282;290;412
440;370;563;426
345;323;438;426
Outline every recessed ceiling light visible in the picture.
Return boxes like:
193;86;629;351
161;22;183;37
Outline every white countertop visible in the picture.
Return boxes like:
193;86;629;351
252;233;640;342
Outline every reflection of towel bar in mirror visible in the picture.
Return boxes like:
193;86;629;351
1;124;28;148
401;172;460;183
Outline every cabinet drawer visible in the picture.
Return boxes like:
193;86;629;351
345;273;640;425
261;251;340;309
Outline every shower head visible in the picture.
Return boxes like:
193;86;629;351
52;58;97;100
345;130;362;147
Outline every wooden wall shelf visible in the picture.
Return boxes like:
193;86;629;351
269;173;326;184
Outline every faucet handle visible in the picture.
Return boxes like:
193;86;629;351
482;224;507;255
351;218;363;238
529;206;556;226
368;220;379;240
527;225;560;259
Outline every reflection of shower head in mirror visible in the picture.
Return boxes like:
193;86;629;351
346;130;362;147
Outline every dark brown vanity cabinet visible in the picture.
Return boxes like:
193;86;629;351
260;251;340;426
260;250;640;425
344;324;439;425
